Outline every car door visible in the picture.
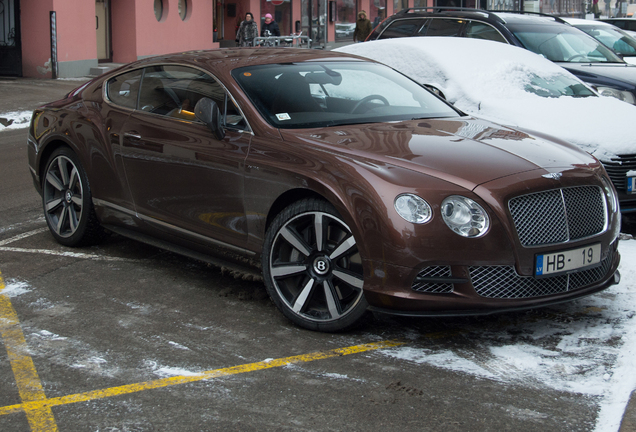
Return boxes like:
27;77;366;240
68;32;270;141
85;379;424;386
119;64;252;249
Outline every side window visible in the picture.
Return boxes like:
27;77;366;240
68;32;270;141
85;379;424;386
379;19;425;39
106;70;143;109
465;21;507;43
424;18;463;37
138;65;248;130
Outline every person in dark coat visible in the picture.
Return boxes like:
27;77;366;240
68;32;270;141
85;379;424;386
261;13;281;36
236;12;259;46
353;10;372;43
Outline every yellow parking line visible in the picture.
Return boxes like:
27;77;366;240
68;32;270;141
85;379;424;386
0;271;58;431
0;339;404;418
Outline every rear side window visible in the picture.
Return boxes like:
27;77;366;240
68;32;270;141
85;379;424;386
137;65;248;130
465;21;507;43
379;19;425;39
424;18;463;37
106;70;142;109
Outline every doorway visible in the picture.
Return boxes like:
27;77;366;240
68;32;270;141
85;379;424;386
0;0;21;76
96;0;112;62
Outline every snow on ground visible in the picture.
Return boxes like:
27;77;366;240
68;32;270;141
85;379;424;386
381;238;636;432
336;38;636;161
0;110;33;131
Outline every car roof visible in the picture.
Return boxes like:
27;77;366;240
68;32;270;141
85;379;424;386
563;17;617;27
125;48;369;71
392;8;570;26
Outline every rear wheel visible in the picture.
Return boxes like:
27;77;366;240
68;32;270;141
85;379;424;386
42;147;107;246
262;199;369;332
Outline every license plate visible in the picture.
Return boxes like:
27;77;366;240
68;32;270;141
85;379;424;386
628;176;636;194
535;243;601;277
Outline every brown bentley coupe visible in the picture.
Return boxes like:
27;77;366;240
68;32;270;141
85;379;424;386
28;48;621;331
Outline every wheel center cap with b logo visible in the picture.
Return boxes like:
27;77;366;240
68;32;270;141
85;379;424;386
65;190;74;203
312;256;330;276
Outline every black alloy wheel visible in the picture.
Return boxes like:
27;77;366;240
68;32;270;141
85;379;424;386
42;147;106;246
262;198;369;332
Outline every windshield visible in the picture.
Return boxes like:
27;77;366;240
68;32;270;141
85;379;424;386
510;25;624;63
232;61;459;129
577;25;636;57
524;72;596;98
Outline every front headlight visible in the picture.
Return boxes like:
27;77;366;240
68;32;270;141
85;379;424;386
596;86;636;105
601;176;620;214
441;195;490;238
394;194;432;224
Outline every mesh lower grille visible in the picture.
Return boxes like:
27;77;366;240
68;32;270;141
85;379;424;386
509;186;606;247
412;266;454;294
469;248;614;299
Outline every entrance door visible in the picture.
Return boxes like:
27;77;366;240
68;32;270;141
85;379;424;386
0;0;21;76
96;0;111;62
302;0;326;48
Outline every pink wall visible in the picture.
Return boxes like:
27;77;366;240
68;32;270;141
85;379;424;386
134;0;216;58
53;0;96;63
111;0;138;63
20;0;54;78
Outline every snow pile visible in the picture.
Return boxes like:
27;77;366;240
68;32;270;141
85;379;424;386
0;110;33;131
336;38;636;161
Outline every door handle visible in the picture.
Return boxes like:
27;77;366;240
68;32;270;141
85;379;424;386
124;131;141;141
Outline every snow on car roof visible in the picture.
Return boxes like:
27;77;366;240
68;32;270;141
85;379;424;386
336;37;636;161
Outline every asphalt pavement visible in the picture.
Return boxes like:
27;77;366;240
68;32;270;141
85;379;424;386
1;74;635;431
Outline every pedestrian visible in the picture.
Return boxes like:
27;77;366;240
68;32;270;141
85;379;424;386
353;10;372;43
236;12;259;47
261;13;281;37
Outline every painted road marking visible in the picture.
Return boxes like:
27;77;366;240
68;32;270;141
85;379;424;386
0;228;49;246
0;339;404;419
0;271;58;431
0;246;142;262
0;228;143;263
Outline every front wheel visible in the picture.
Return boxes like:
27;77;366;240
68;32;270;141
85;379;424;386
262;199;369;332
42;147;107;247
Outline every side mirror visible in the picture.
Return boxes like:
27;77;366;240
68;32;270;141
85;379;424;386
195;97;225;140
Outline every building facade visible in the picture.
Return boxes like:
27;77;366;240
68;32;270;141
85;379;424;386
3;0;593;79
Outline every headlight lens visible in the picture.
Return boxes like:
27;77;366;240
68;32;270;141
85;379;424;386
601;176;620;214
394;194;432;224
441;195;490;238
596;86;636;105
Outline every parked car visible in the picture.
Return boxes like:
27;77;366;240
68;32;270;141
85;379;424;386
564;18;636;65
367;8;636;105
338;37;636;214
28;48;620;332
600;17;636;37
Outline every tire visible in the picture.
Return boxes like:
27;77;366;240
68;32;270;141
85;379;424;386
42;147;107;247
262;198;369;332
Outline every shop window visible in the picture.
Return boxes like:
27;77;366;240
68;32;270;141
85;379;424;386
335;0;357;40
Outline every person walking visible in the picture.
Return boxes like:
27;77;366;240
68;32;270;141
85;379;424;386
236;12;259;47
261;13;281;37
353;10;372;43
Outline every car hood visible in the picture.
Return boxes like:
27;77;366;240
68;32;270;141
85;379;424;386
279;117;597;191
557;62;636;88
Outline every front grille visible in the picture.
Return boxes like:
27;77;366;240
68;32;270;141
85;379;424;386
411;266;454;294
603;153;636;192
509;186;606;247
469;248;614;299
